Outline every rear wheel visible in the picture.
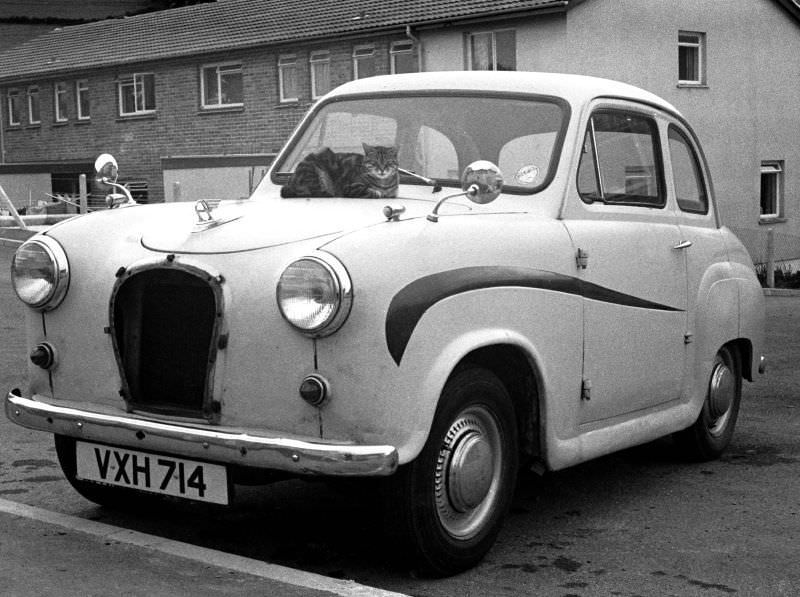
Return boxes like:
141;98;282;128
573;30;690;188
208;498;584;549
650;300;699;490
674;346;742;461
385;367;519;576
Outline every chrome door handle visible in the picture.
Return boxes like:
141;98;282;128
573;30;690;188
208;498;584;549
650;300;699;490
673;240;693;250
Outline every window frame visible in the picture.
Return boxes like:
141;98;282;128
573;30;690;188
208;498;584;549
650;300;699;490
76;79;90;120
678;31;706;85
118;73;156;117
278;54;299;103
309;50;331;100
27;85;41;125
54;81;69;122
467;29;517;71
200;62;244;109
759;161;784;221
7;88;22;126
577;108;667;209
667;124;709;215
352;44;376;80
390;40;417;74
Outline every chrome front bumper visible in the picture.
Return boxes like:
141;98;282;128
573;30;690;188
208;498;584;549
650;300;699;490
6;390;398;477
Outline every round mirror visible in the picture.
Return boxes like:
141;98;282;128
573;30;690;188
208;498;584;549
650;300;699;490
94;153;119;184
461;161;503;205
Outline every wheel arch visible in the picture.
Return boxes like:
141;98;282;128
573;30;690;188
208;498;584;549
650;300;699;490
453;344;544;469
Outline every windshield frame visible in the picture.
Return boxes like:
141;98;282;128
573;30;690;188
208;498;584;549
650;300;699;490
269;89;571;196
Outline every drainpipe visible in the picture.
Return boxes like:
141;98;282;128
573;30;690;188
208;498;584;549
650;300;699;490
405;25;424;72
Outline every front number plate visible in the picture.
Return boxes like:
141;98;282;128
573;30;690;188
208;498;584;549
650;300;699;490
75;441;229;505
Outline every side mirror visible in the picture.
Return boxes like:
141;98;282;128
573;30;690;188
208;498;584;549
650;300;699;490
93;153;136;208
427;161;504;222
460;160;503;205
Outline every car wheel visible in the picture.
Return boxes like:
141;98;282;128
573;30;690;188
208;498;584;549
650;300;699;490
674;346;742;461
54;435;146;508
385;367;519;576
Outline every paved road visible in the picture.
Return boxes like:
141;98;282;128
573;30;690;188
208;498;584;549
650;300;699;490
1;240;799;596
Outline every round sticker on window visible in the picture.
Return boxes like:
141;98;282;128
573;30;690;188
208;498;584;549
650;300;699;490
515;165;540;185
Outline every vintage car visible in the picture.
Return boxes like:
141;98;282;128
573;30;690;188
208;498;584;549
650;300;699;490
7;71;765;575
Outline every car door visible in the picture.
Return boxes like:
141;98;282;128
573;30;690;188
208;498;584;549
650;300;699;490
563;104;688;425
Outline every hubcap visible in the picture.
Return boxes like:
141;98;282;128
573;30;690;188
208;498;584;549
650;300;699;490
435;405;503;539
707;361;735;436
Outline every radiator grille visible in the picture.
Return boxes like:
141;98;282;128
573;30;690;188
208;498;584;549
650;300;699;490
111;267;219;419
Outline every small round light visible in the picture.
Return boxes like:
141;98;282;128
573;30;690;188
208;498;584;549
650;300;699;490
11;237;70;310
277;254;352;336
299;374;329;407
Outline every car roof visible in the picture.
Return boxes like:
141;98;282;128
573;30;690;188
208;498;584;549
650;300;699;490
326;71;681;117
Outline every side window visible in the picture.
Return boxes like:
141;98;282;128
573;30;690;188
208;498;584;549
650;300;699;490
668;125;708;213
577;109;664;207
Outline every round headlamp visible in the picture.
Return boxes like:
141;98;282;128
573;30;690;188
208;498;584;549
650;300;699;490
277;254;352;336
11;237;70;311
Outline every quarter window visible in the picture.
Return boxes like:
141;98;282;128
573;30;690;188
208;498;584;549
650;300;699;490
7;89;21;125
390;40;417;74
353;45;376;79
310;51;331;99
679;31;705;85
27;86;41;124
760;162;784;220
577;110;664;207
118;73;155;116
278;54;298;102
668;125;708;213
468;30;516;71
54;81;69;122
76;79;90;120
201;63;243;108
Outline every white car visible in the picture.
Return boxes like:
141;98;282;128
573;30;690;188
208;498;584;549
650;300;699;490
7;71;765;575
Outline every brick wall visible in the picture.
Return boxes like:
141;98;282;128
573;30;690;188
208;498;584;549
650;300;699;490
1;35;416;202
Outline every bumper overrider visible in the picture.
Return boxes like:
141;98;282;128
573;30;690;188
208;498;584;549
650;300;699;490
6;390;398;477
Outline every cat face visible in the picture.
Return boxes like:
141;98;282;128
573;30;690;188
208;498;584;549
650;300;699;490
362;143;398;180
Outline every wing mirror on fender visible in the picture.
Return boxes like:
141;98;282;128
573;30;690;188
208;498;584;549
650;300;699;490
427;161;503;222
94;153;137;209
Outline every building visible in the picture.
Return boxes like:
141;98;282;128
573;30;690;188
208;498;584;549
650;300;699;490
0;0;798;263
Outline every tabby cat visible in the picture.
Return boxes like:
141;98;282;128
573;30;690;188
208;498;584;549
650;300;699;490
280;143;398;199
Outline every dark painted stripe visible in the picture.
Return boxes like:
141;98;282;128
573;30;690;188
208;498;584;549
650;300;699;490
385;266;683;365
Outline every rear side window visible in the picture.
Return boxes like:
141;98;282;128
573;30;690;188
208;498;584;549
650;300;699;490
668;125;708;214
577;109;665;207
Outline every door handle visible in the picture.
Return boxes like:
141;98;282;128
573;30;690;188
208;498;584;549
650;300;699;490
673;240;693;250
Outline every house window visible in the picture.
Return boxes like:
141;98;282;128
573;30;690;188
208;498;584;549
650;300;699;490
201;63;243;108
54;82;69;122
468;30;516;71
760;161;784;220
7;89;21;125
118;73;156;116
310;50;331;99
27;86;41;124
76;79;90;120
391;40;417;74
278;54;298;102
353;45;376;79
679;31;705;84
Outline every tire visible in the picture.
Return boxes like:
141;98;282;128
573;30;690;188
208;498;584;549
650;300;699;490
384;367;519;576
674;346;742;461
54;435;153;509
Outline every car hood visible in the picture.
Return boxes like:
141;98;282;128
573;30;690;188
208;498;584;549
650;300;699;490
140;197;472;254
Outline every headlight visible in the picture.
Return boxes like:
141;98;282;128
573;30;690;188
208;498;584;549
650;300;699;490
277;254;352;336
11;237;70;310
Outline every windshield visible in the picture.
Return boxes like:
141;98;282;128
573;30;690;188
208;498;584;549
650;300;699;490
271;93;568;195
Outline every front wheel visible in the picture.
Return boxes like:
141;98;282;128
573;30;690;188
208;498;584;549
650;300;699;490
674;346;742;461
384;367;519;576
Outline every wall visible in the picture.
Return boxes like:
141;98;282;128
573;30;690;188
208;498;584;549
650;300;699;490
0;173;51;210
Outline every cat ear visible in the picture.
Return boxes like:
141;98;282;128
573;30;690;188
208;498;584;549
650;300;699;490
361;142;373;153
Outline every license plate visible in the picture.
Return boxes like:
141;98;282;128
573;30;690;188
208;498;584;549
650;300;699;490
75;441;229;505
